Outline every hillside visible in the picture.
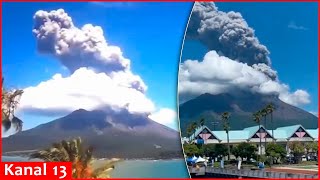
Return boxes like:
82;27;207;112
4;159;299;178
179;92;317;136
3;109;183;159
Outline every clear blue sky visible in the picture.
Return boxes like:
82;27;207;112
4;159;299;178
3;2;193;130
182;2;318;114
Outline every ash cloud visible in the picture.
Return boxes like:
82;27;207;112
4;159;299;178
187;2;271;67
17;8;176;129
33;9;130;75
180;2;312;107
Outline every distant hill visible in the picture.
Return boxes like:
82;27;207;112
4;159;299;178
179;92;318;136
3;109;183;159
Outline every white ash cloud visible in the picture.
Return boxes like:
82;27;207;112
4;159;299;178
179;51;310;106
18;68;155;115
187;2;271;67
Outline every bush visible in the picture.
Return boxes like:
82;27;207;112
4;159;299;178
232;142;257;161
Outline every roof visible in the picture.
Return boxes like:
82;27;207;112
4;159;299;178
188;124;318;142
307;129;318;139
213;130;249;140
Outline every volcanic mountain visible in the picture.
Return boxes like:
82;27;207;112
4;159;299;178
179;92;318;136
2;109;183;159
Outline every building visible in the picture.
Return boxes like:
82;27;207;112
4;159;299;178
184;124;318;154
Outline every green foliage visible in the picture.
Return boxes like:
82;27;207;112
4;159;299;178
202;144;215;157
199;118;205;127
183;144;199;156
2;78;24;133
257;155;267;162
232;142;257;161
184;143;228;159
288;141;305;164
305;142;318;153
266;143;286;164
252;111;262;124
30;137;116;178
214;144;228;158
221;112;230;132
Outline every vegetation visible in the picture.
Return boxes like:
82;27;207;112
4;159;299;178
30;137;116;178
266;143;286;164
184;103;316;167
305;142;318;154
221;112;231;160
184;143;228;160
2;78;24;133
288;141;305;164
266;103;275;141
252;111;262;156
232;142;257;161
183;144;199;156
260;108;268;151
199;118;205;127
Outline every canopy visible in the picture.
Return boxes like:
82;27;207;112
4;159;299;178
195;156;206;163
186;157;194;163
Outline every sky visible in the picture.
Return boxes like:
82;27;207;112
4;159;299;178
181;2;318;115
2;2;193;131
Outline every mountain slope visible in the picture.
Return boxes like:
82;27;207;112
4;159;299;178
179;92;317;136
2;109;183;159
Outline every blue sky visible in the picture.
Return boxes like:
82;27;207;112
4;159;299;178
2;2;193;130
182;2;318;114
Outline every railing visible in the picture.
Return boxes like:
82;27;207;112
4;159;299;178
189;166;318;179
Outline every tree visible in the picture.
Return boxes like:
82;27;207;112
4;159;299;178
266;143;286;164
232;142;257;161
305;142;318;155
288;141;305;164
186;124;193;143
2;78;24;133
30;137;116;178
191;121;198;140
261;108;268;153
202;144;215;157
183;144;200;156
214;144;228;160
253;111;262;156
266;103;275;141
199;118;205;127
221;112;231;160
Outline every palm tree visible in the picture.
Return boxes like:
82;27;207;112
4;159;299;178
253;111;262;156
186;124;193;143
2;78;24;133
266;103;275;142
199;118;205;127
191;121;198;141
221;112;231;160
261;108;268;154
30;137;116;178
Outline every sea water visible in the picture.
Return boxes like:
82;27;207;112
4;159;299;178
111;159;189;178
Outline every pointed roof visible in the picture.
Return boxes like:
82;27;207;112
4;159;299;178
189;125;221;141
244;125;273;139
305;128;318;139
273;124;312;139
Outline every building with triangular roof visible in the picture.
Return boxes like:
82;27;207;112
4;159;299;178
184;124;318;155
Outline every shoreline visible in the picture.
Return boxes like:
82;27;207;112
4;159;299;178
2;155;185;161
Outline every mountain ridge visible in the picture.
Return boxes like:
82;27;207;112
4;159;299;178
3;109;183;159
179;92;317;136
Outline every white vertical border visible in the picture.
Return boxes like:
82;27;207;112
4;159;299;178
177;1;196;178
